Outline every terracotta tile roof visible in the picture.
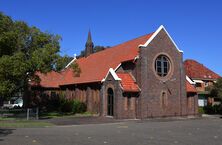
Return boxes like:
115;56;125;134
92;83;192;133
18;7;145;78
186;80;197;93
60;33;154;85
31;71;63;88
116;72;140;92
184;59;221;80
32;33;153;88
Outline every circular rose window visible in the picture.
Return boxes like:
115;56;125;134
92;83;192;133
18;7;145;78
155;55;171;77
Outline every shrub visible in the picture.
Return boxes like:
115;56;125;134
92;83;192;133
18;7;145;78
198;107;204;114
203;105;214;114
214;104;222;114
72;100;87;114
78;102;87;113
60;99;74;113
59;99;87;114
46;95;61;112
38;91;87;114
203;104;222;114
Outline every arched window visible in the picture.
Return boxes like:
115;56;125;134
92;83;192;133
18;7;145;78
155;55;171;77
161;91;168;108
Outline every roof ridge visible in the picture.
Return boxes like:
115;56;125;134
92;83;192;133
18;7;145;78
109;32;154;48
77;32;154;61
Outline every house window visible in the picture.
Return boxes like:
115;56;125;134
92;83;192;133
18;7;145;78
155;55;170;77
196;83;201;87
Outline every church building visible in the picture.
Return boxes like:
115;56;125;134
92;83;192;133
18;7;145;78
31;25;198;119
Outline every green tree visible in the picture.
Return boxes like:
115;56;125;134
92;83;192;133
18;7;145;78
77;50;85;58
55;55;73;71
0;12;61;105
93;45;106;53
70;62;81;77
208;78;222;99
77;46;109;58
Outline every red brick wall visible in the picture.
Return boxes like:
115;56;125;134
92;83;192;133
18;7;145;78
62;83;101;114
187;93;198;115
136;29;187;118
101;72;139;119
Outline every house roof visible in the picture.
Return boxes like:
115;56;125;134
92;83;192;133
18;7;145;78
186;80;197;93
31;71;62;88
60;32;154;85
184;59;221;80
117;72;140;92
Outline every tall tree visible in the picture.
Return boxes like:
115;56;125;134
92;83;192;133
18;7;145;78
55;55;73;71
208;78;222;100
77;45;109;58
93;45;106;53
0;12;61;104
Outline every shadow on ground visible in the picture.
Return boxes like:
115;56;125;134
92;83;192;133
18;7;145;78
0;128;14;141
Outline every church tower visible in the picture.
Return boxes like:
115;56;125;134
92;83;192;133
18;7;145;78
85;30;94;57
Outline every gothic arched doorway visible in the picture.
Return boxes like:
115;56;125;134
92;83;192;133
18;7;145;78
107;88;114;116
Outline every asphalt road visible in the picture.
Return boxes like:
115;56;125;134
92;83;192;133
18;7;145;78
1;117;222;145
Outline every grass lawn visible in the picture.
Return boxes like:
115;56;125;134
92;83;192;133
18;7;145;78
0;119;54;128
40;111;94;119
0;121;54;128
0;117;54;128
0;117;17;121
0;111;94;128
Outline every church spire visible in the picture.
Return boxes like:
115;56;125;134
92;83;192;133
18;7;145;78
85;30;94;57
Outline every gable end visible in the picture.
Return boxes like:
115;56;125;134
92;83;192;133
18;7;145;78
139;25;183;53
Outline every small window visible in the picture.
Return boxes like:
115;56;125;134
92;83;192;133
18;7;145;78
161;91;168;108
155;55;171;77
196;83;202;87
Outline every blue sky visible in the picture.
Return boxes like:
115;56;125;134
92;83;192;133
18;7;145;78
0;0;221;75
